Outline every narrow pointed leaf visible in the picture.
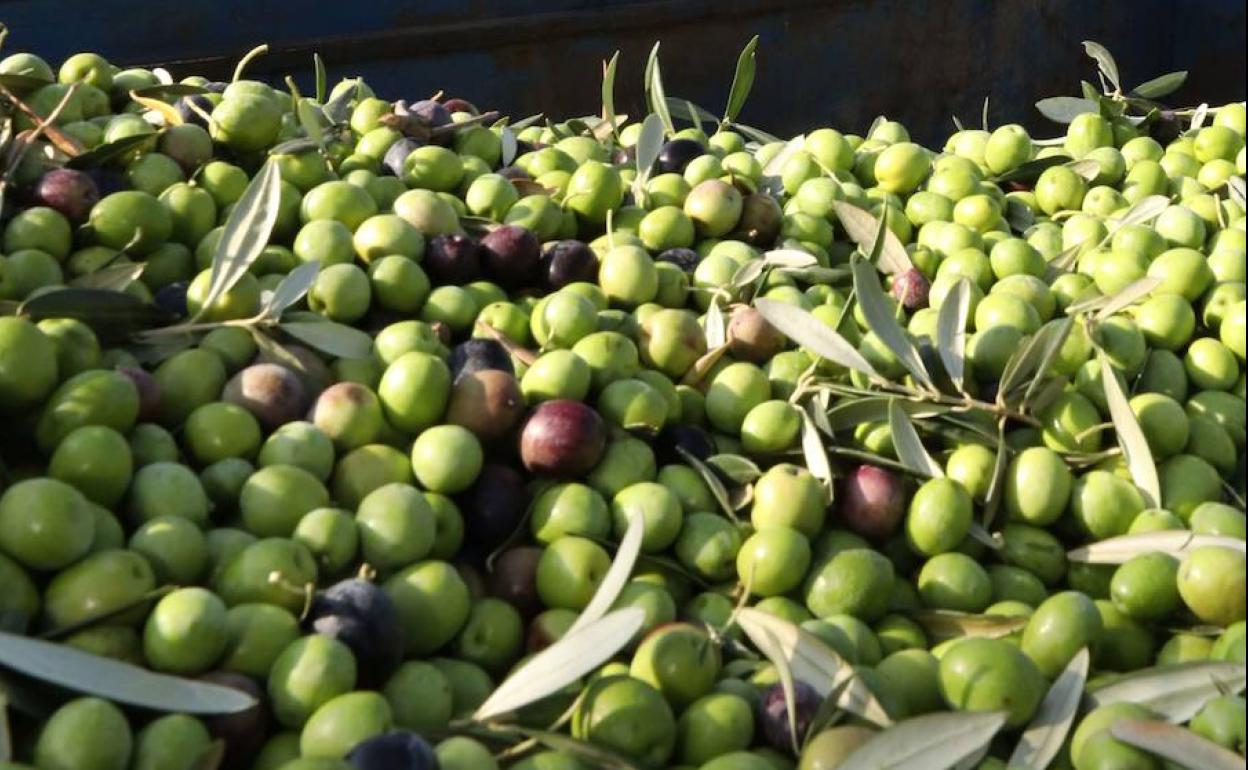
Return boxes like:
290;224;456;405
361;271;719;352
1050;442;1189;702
198;158;282;319
263;260;319;317
472;608;645;721
566;513;645;637
851;259;931;388
1111;718;1243;770
1009;648;1089;770
321;78;359;125
1086;661;1247;723
66;132;158;169
704;297;726;348
833;201;912;274
936;278;971;391
838;711;1008;770
826;398;952;433
69;262;144;292
130;91;183;126
19;288;174;343
981;421;1010;528
732;121;781;144
736;608;892;726
0;631;256;714
1068;531;1246;564
731;258;766;289
1067;158;1102;181
888;401;942;478
664;98;719;127
759;134;805;195
632;112;666;201
313;53;326;102
1100;353;1161;506
1111;194;1171;229
676;447;737;523
280;320;372;359
601;51;619;139
753;298;880;381
801;406;834;494
909;610;1027;643
981;95;990;131
763;249;818;268
723;35;760;124
992;154;1072;183
1082;41;1121;91
295;98;325;148
1035;96;1098;124
706;454;761;484
1131;70;1187;100
1226;176;1244;207
644;42;674;136
500;126;518;167
1191;103;1210;130
999;317;1073;400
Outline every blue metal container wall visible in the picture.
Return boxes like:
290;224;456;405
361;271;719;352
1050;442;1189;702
2;0;1243;143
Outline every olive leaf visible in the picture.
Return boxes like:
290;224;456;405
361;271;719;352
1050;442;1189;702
731;258;766;289
753;298;880;381
1005;197;1037;234
704;297;726;348
471;607;645;722
504;726;643;770
1002;317;1073;406
321;78;360;125
801;405;834;496
981;421;1010;528
759;134;805;195
1226;176;1245;207
992;154;1072;184
888;401;943;478
1082;40;1121;92
269;137;320;157
1067;158;1102;181
833;201;912;275
763;249;819;268
500;126;518;167
851;258;932;389
565;512;644;637
1190;103;1209;130
826;397;952;433
1110;194;1171;230
1065;276;1159;317
313;53;327;103
129;91;183;126
908;610;1027;644
837;710;1008;770
196;158;282;321
707;454;761;484
601;50;620;140
1099;353;1161;507
1085;661;1247;723
981;95;991;131
295;97;326;149
723;35;760;125
749;615;803;754
280;320;373;359
0;631;256;714
643;42;674;137
732;121;781;145
735;608;893;726
69;262;145;292
262;260;320;318
676;446;738;523
1111;718;1243;770
1067;531;1246;564
935;278;971;392
19;288;175;343
665;97;719;128
1035;96;1098;124
632;112;666;204
1130;70;1187;100
132;83;208;99
66;132;158;169
1008;647;1089;770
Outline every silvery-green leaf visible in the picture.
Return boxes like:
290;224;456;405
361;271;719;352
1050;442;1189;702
313;53;326;102
20;288;174;344
601;50;619;140
951;114;964;131
723;35;760;124
565;513;644;637
753;298;880;381
981;95;991;131
499;126;518;167
838;710;1007;770
1226;176;1245;207
981;421;1010;528
967;523;1003;551
0;631;256;714
1009;648;1089;770
731;258;766;289
1082;40;1121;91
632;112;666;202
888;401;943;478
826;398;952;433
321;78;359;125
676;447;737;522
746;614;802;753
473;607;645;721
801;406;834;495
763;249;818;268
732;121;781;144
735;608;892;726
833;201;912;275
280;320;372;359
664;98;719;128
1100;353;1161;506
760;134;806;195
644;43;674;137
1086;661;1247;723
1190;103;1209;130
69;262;144;292
998;317;1073;401
992;154;1072;183
704;297;726;349
1067;158;1102;181
129;91;183;126
851;258;932;388
935;278;971;391
294;97;325;149
1111;194;1171;229
263;260;319;318
1111;718;1243;770
197;159;282;320
1131;70;1187;100
910;610;1027;643
1035;96;1099;124
66;132;158;169
1067;531;1246;564
707;454;761;484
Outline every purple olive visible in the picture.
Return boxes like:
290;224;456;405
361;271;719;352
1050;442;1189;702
520;400;608;477
656;138;705;174
479;224;540;290
840;464;907;540
424;233;482;285
32;169;99;223
457;464;529;548
541;239;599;289
890;268;930;311
759;679;822;754
656;247;701;274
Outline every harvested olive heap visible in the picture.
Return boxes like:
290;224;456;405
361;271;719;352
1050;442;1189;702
0;37;1245;770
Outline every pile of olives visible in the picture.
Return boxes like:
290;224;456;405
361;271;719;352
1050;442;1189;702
0;40;1244;770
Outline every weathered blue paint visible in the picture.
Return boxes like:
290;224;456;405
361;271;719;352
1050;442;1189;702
2;0;1242;143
